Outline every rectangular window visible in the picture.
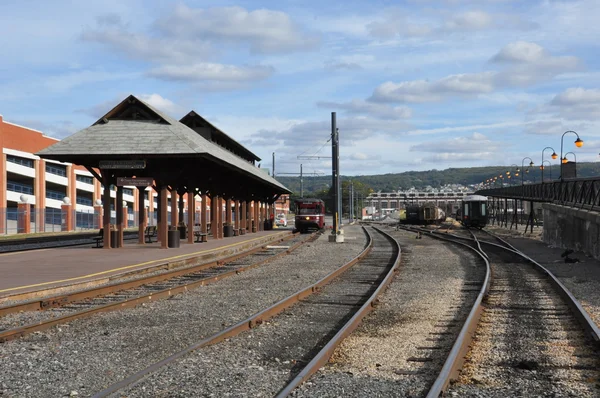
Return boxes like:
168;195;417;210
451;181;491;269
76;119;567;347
76;175;94;184
123;188;134;196
481;203;486;216
6;155;34;168
46;163;67;177
7;180;34;194
46;189;66;201
76;197;93;206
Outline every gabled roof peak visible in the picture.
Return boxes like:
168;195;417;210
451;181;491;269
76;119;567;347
93;95;172;126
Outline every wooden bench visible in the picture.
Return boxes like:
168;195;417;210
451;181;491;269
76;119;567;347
145;225;157;243
92;228;104;248
193;226;208;243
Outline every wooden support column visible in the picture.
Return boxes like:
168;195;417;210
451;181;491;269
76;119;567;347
160;186;169;249
218;196;224;239
138;188;145;244
157;188;163;242
102;174;112;250
242;201;247;234
226;198;232;226
211;195;219;239
116;186;124;248
201;194;208;235
179;193;184;226
171;191;178;227
253;201;259;233
187;190;195;244
234;200;240;232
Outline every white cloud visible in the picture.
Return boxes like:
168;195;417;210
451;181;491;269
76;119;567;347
317;99;412;119
154;5;319;54
366;9;534;39
78;93;186;119
370;72;495;103
350;152;370;160
492;41;547;63
81;23;213;64
138;94;185;116
547;87;600;120
422;152;495;162
370;42;581;103
146;63;274;82
409;132;505;153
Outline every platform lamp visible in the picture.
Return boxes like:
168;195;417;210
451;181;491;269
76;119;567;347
541;147;558;182
541;160;552;181
521;158;534;186
560;131;583;180
562;151;577;177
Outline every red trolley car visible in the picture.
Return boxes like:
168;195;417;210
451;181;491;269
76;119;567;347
294;198;325;233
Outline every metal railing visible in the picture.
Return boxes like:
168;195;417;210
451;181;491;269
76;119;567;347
477;176;600;211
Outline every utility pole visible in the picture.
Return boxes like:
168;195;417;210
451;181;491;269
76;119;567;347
272;152;275;178
300;164;303;198
332;112;340;234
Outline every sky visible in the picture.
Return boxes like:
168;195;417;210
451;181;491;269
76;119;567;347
1;0;599;177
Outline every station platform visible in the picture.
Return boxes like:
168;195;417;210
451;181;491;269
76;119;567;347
0;230;291;299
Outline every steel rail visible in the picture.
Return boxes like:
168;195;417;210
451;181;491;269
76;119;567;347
466;229;489;260
396;226;491;398
275;226;401;397
0;232;314;343
92;226;373;398
0;232;296;316
407;226;600;397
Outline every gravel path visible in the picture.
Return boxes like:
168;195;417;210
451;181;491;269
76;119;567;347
292;226;485;398
446;248;600;397
0;227;366;397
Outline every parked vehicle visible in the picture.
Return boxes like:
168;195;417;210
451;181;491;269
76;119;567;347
275;214;287;227
294;198;325;232
459;195;488;229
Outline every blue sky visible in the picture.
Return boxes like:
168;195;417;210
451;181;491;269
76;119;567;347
1;0;599;177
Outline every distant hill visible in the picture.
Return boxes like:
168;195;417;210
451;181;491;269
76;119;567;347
275;162;600;195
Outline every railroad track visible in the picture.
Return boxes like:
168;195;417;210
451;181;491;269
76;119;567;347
402;225;600;397
91;225;399;397
0;231;316;343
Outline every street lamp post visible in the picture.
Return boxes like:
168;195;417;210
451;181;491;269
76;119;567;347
541;147;558;183
560;131;583;180
562;151;577;177
521;158;534;186
541;160;552;181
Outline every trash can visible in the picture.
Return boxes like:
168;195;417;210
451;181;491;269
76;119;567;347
110;230;120;248
223;224;234;237
168;229;180;248
178;226;187;239
264;220;272;231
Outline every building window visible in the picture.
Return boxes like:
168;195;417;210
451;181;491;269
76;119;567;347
76;197;93;206
7;180;34;194
123;188;134;196
46;189;66;201
6;155;34;168
76;175;94;185
46;163;67;177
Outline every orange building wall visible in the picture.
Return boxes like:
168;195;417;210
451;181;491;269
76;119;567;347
0;118;59;153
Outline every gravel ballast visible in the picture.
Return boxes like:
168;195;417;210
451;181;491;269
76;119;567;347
446;245;600;397
120;226;396;397
0;227;366;397
292;226;485;397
